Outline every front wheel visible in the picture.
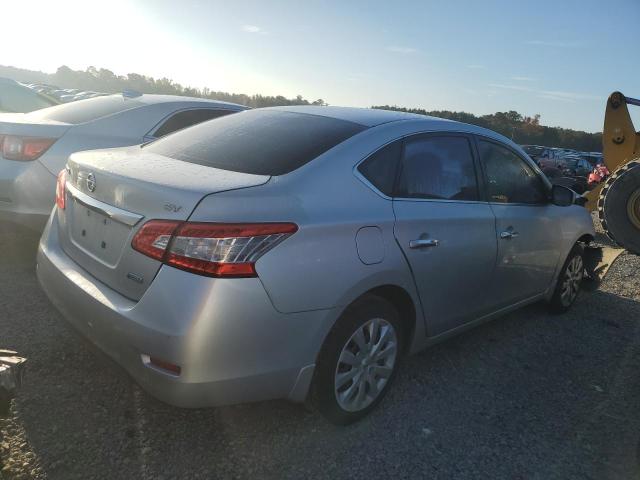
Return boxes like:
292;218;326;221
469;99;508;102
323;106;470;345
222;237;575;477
549;244;584;313
310;295;403;425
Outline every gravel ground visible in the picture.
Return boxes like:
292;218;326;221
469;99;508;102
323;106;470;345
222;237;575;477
1;215;640;480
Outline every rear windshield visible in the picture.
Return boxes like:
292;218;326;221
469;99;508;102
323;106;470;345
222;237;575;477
25;95;144;124
0;84;56;113
144;109;367;175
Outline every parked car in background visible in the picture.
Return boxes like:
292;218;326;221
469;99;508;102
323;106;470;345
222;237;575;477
580;152;604;166
20;83;108;104
0;78;58;113
37;106;595;424
558;155;592;178
539;154;593;194
0;93;246;230
521;145;547;162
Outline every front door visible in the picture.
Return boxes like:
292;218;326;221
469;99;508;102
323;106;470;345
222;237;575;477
476;139;562;307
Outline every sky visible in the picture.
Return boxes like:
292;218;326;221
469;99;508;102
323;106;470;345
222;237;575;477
2;0;639;132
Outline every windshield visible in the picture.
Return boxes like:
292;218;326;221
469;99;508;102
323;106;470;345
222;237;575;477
24;95;143;124
145;109;367;175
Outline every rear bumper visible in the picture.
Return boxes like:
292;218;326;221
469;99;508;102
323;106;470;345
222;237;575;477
37;213;336;407
0;159;55;232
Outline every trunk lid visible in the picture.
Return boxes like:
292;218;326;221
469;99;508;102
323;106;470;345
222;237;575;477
0;113;71;139
58;146;270;300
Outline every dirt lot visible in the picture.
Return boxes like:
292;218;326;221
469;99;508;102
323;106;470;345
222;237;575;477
1;218;640;480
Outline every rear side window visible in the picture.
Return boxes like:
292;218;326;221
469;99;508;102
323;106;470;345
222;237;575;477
145;110;367;175
396;135;479;201
25;95;143;124
152;109;235;138
478;140;548;204
357;141;402;196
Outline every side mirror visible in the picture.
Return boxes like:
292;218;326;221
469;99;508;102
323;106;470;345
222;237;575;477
551;184;575;207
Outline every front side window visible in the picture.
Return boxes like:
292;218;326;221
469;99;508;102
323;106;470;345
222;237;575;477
152;109;234;138
396;135;479;201
478;140;548;204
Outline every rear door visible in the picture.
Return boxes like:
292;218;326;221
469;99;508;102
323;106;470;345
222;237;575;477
392;133;497;336
476;138;561;307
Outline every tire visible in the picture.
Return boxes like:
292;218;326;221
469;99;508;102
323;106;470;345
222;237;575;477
549;244;585;313
310;294;404;425
598;160;640;255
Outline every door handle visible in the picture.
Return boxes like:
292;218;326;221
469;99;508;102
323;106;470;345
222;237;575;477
409;238;439;249
500;230;520;239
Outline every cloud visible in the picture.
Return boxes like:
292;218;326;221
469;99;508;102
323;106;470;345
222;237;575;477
488;83;532;92
525;40;583;48
488;83;600;102
537;94;577;103
242;24;267;34
538;89;601;102
511;76;536;81
467;64;486;69
385;46;418;54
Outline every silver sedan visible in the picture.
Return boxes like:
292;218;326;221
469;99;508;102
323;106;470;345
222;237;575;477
0;93;246;231
36;106;595;424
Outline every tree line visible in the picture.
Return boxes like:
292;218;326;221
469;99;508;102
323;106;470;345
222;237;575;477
371;106;602;152
1;64;601;151
0;65;327;108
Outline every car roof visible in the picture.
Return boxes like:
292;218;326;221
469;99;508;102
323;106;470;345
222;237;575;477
132;93;246;110
264;105;435;127
268;105;531;149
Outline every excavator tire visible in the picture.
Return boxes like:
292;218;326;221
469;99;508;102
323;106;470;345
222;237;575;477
598;160;640;255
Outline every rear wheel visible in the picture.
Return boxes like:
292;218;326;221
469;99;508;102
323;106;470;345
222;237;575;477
310;295;403;425
598;160;640;255
549;244;584;313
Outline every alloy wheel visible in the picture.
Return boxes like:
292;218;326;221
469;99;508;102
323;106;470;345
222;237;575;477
334;318;398;412
560;255;583;307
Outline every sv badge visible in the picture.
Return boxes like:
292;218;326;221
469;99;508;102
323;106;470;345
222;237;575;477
164;203;183;213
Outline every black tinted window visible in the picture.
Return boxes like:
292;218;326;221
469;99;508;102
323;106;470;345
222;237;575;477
25;95;143;124
396;135;479;201
479;140;548;204
153;109;234;138
357;141;402;196
145;110;366;175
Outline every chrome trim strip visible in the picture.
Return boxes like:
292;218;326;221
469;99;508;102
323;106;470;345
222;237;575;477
66;183;143;227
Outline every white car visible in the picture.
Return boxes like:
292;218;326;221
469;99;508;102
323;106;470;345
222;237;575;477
0;93;247;230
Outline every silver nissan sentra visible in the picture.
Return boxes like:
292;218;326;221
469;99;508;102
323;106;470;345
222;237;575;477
36;106;595;424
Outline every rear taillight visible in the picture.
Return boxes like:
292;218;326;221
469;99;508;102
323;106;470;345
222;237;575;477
131;221;298;278
55;169;67;210
1;135;56;161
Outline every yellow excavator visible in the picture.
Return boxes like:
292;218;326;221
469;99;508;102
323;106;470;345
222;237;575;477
584;92;640;255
